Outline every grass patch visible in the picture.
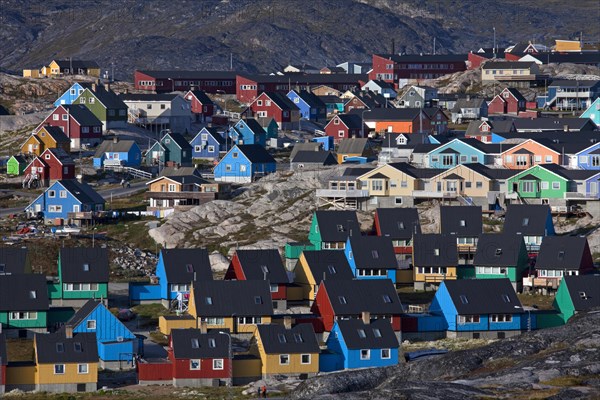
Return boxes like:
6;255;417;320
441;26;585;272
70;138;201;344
7;338;34;362
540;375;586;387
397;286;435;306
95;219;157;252
108;191;147;211
132;303;168;320
149;331;169;346
517;292;555;310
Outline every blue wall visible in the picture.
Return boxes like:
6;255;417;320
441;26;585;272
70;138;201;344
54;83;86;107
312;136;334;151
427;140;485;169
287;91;311;120
27;181;100;220
581;98;600;127
575;142;600;170
129;282;162;302
228;120;266;147
191;128;223;159
214;147;253;181
93;145;142;168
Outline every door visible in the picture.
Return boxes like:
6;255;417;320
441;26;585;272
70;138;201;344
590;182;598;196
28;144;33;153
35;204;42;212
73;205;80;212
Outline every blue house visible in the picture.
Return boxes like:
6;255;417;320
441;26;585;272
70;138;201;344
429;279;531;339
312;136;334;151
146;132;193;167
214;145;276;183
25;180;105;222
321;318;399;372
190;127;226;160
53;82;90;107
426;138;490;169
64;299;138;368
503;204;555;252
92;138;142;168
227;118;267;147
344;236;397;283
129;248;212;308
580;97;600;127
286;90;327;122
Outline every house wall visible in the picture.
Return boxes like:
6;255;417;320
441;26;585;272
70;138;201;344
502;142;559;169
374;117;432;134
425;165;493;197
256;332;318;375
507;167;567;199
214;148;253;183
295;253;318;301
54;83;85;107
553;281;576;323
357;165;418;197
158;316;196;335
0;311;47;330
427;141;485;169
35;362;98;385
172;357;230;380
128;283;162;303
311;285;335;331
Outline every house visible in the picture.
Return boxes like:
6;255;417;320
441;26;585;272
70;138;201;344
397;86;438;108
412;234;458;290
21;126;71;156
92;137;142;168
379;132;431;162
315;166;375;211
336;138;373;164
481;61;539;85
505;42;548;54
541;79;600;110
488;88;527;115
189;280;274;335
286;90;327;122
512;117;597;132
451;97;488;123
134;70;238;94
429;279;528;339
227;118;267;147
184;89;216;122
312;85;343;97
7;155;27;176
25;180;105;223
23;148;76;188
43;60;100;77
506;164;571;206
54;83;92;107
0;274;49;337
424;138;492;169
553;275;600;324
246;92;300;130
38;105;103;150
337;61;372;75
423;107;450;134
324;114;366;144
145;131;193;167
343;91;388;112
0;247;32;274
307;210;361;250
295;250;354;303
283;64;320;74
499;139;561;170
440;206;482;267
190;127;226;160
62;300;136;369
502;205;555;252
144;174;223;212
473;234;529;291
525;236;594;293
344;236;398;283
255;323;320;379
311;279;402;332
359;107;432;134
34;329;98;392
48;247;109;307
225;249;290;310
213;145;276;183
361;80;397;99
318;95;345;115
464;119;516;142
321;318;399;372
120;93;191;133
290;151;337;170
580;97;600;127
73;83;128;130
320;66;346;74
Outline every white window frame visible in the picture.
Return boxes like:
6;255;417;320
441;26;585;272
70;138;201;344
86;320;96;330
360;349;370;360
78;363;89;374
54;364;65;375
190;359;201;370
279;354;290;365
301;354;311;364
381;348;391;359
213;359;224;370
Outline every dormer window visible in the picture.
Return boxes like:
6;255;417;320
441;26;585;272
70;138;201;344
186;264;194;273
191;338;199;348
328;265;336;274
579;291;588;300
260;265;269;274
459;295;468;304
495;249;502;256
254;296;263;304
74;342;82;352
83;263;89;272
205;296;213;305
336;224;344;232
434;248;440;256
459;220;466;227
357;329;366;338
338;296;347;304
0;264;4;273
397;222;405;230
278;334;287;343
208;338;216;348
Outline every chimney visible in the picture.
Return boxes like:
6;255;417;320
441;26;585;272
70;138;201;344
113;136;119;144
563;125;569;132
284;316;292;330
65;325;73;339
361;311;370;325
200;321;208;334
92;83;97;92
125;88;129;94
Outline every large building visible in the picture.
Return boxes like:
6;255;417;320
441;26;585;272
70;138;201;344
134;70;238;94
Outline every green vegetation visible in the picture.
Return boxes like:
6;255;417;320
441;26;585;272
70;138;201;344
149;331;169;346
132;303;168;320
541;375;587;387
6;338;34;362
95;219;157;253
517;292;555;310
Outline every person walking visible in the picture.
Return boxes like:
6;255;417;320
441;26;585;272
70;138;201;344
262;385;267;398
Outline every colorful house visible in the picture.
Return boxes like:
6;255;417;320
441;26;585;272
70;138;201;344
295;250;354;303
429;278;528;339
344;236;398;283
307;210;361;250
63;300;137;368
0;274;49;337
213;145;276;183
0;247;32;274
146;132;193;167
255;323;320;378
318;95;345;115
571;140;600;169
488;88;527;115
324;114;366;144
48;247;109;307
580;97;600;127
24;148;76;188
503;204;555;253
473;234;529;291
336;138;374;164
190;127;226;160
34;329;98;392
553;275;600;324
92;138;142;168
321;318;399;372
286;90;327;122
440;205;482;267
38;105;103;150
362;107;432;134
412;234;458;290
44;60;100;77
227;118;267;147
54;82;92;107
184;90;216;122
72;83;128;130
21;126;71;156
506;164;568;202
6;155;27;176
425;138;492;169
144;175;223;212
246;92;300;130
500;140;560;170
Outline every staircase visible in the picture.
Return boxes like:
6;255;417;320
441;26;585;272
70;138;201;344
457;195;474;206
22;173;39;189
104;165;153;180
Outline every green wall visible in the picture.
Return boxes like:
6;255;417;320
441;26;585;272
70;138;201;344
507;166;567;199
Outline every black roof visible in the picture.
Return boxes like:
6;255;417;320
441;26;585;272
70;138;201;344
262;92;299;111
377;54;468;63
35;331;98;364
0;333;6;365
473;234;527;267
236;145;276;164
440;206;482;237
197;127;225;145
495;130;600;143
234;249;288;284
443;278;523;314
313;210;361;243
549;79;600;88
64;299;102;329
351;107;421;121
59;247;109;284
192;280;274;317
241;73;367;84
0;247;29;274
89;85;127;110
164;132;192;150
336;319;399;350
0;274;49;311
503;205;552;236
61;104;102;126
171;328;230;359
161;248;213;283
482;61;536;69
301;250;354;281
257;324;319;354
375;208;421;240
513;118;595;132
119;93;179;101
348;236;397;270
412;234;458;267
94;139;138;157
321;279;402;315
318;95;343;103
55;60;100;69
137;70;238;80
535;236;590;271
58;179;105;205
563;275;600;311
187;90;215;105
291;151;338;165
296;90;326;109
237;118;266;136
386;162;445;179
334;113;364;130
462;163;519;180
39;125;71;143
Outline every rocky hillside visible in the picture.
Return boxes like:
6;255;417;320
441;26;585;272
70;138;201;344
1;0;598;78
291;310;600;399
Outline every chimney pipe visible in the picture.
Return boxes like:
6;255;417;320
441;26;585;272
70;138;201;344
113;136;118;144
65;325;73;339
200;321;208;334
284;316;292;330
361;311;371;325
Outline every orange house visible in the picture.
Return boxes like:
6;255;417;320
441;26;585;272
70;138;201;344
366;108;432;134
21;126;71;156
500;139;561;170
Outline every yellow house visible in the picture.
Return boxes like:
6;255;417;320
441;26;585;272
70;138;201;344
357;162;425;207
47;60;101;77
158;315;196;335
22;68;41;78
295;250;355;303
554;39;582;52
189;281;273;335
481;61;539;82
336;138;373;164
21;126;71;156
145;175;224;211
21;135;43;156
412;234;458;291
34;329;98;393
425;164;493;197
254;323;320;378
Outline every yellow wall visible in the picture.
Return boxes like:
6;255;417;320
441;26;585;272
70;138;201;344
21;136;43;156
37;127;69;152
158;316;196;335
36;363;98;384
295;253;317;301
149;179;182;193
255;331;319;375
358;164;418;196
555;40;581;52
87;68;101;78
414;266;457;283
6;365;36;385
427;165;492;197
48;61;61;76
23;69;41;78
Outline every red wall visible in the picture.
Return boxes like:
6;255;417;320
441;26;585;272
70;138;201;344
138;362;173;381
467;53;489;70
135;71;236;94
227;254;287;300
236;76;259;103
172;357;231;380
488;97;507;114
325;116;363;144
311;283;335;331
249;93;285;123
26;159;49;181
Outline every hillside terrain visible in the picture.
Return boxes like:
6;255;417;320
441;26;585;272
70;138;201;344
1;0;599;78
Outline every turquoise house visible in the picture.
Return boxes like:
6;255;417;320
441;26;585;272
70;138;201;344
426;139;490;169
580;98;600;127
146;132;192;166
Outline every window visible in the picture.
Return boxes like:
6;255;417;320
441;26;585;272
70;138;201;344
522;218;529;226
360;349;370;360
207;145;215;153
434;248;440;256
257;100;263;106
53;114;59;121
191;338;199;348
80;97;86;104
78;363;88;374
328;265;336;274
278;333;287;343
541;181;549;190
48;205;63;213
552;182;560;190
357;329;366;338
225;164;232;172
545;155;552;163
270;284;278;293
86;320;96;329
190;359;201;370
254;296;263;304
213;359;224;370
195;145;202;153
208;338;216;348
476;182;483;188
54;364;65;374
10;312;37;320
301;354;311;364
201;317;225;325
170;284;189;292
48;190;56;198
89;97;95;104
381;349;391;359
279;354;290;365
237;316;262;325
160;104;165;109
338;296;347;304
490;314;513;323
458;315;480;324
338;130;345;137
501;294;511;303
293;333;304;343
382;294;392;303
371;250;379;259
232;152;238;158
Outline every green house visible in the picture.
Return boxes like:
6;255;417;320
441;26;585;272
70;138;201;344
308;210;361;250
145;132;192;167
48;247;109;307
73;83;128;130
265;118;279;140
507;165;568;199
0;274;49;336
7;155;27;176
553;275;600;325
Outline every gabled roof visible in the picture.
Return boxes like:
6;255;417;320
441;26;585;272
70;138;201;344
382;162;445;179
160;166;202;177
356;107;422;121
501;88;527;103
35;331;98;364
443;278;523;314
290;142;322;159
0;247;29;274
94;139;138;157
348;236;397;270
237;118;266;136
452;97;487;110
321;279;402;315
42;148;75;165
234;249;288;284
481;61;536;69
333;113;364;130
301;250;354;281
235;145;276;164
186;90;215;105
318;95;344;104
496;130;600;143
119;93;179;102
54;60;100;69
292;151;337;165
10;155;27;163
0;274;49;311
412;234;458;267
59;247;109;284
513;118;594;132
38;125;71;143
313;210;361;243
88;85;127;109
171;329;230;359
163;132;192;150
257;324;320;354
296;90;326;108
503;204;552;236
192;127;225;146
462;163;520;180
337;138;370;154
57;180;105;205
161;249;212;283
375;208;421;240
563;275;600;311
147;174;209;187
382;133;430;147
535;236;590;271
473;234;526;267
440;206;482;236
63;299;103;329
261;92;299;111
192;280;274;317
336;319;399;350
61;105;102;126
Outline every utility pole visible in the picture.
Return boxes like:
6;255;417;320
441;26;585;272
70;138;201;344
493;27;496;58
433;37;436;55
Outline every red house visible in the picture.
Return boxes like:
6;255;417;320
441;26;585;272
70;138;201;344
24;148;75;187
246;92;300;130
324;113;366;144
488;88;527;115
225;249;289;310
134;70;238;94
184;90;216;122
311;279;402;332
38;105;103;150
